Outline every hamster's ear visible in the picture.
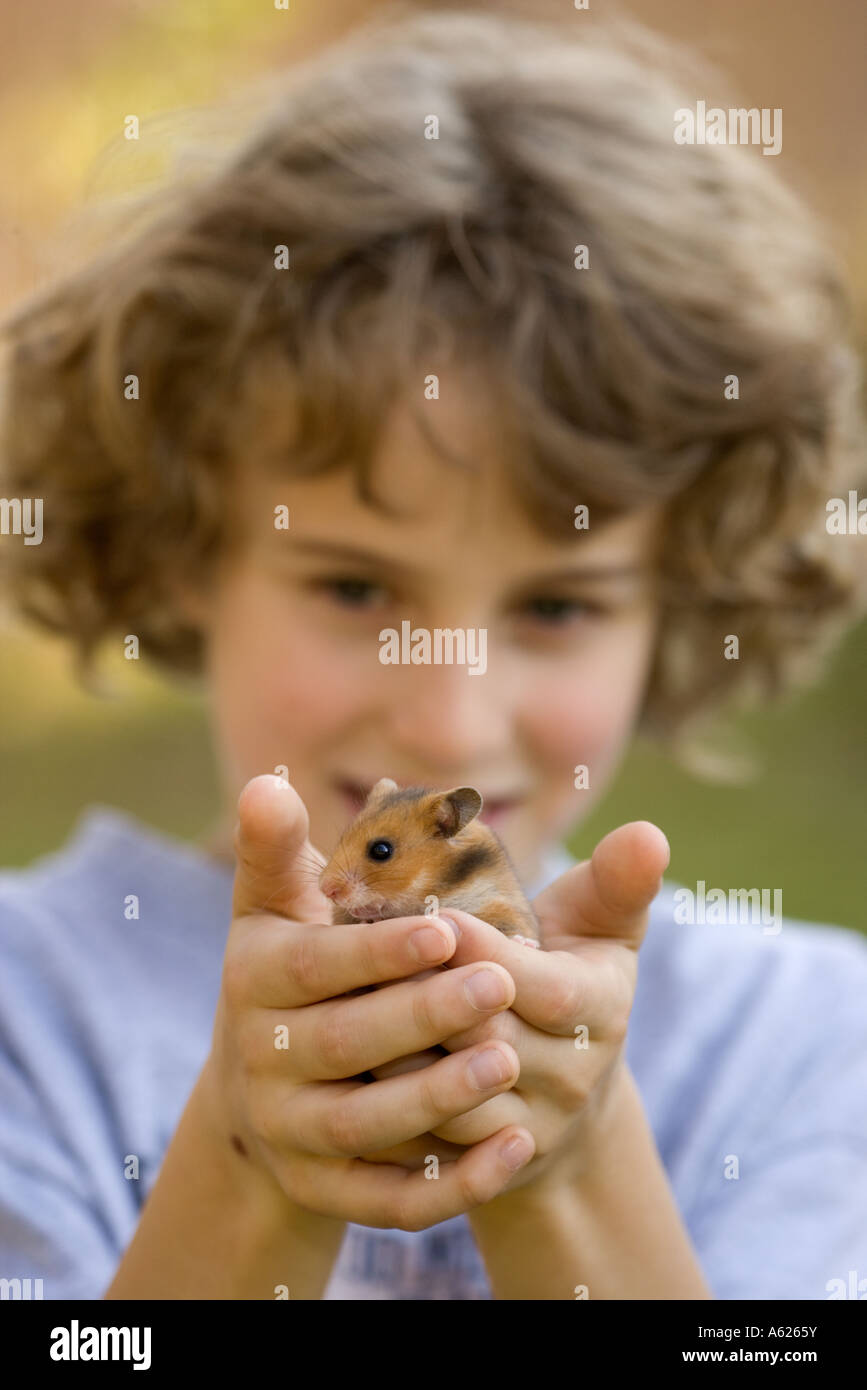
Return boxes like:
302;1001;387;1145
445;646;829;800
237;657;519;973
432;787;483;837
366;777;398;805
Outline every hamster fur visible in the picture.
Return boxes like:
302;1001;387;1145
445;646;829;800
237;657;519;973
319;777;541;944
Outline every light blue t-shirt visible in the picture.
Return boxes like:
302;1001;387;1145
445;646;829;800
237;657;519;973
1;804;865;1300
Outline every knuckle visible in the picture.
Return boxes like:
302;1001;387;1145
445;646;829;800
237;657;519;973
563;1069;593;1112
290;932;324;999
274;1164;307;1210
545;975;583;1032
321;1100;365;1156
410;979;439;1039
414;1065;445;1122
455;1164;489;1213
272;1153;318;1210
323;1095;364;1150
315;1010;358;1075
391;1193;427;1233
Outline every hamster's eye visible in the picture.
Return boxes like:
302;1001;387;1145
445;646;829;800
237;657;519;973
366;839;394;862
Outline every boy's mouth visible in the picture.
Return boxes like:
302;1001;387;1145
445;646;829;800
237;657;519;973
335;778;523;827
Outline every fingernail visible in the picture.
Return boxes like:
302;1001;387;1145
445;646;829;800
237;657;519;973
464;968;509;1010
438;914;461;939
468;1047;512;1090
409;926;451;964
502;1134;534;1171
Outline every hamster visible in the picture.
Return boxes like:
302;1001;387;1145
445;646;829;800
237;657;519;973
319;778;541;945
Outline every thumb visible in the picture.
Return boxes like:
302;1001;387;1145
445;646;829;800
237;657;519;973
232;773;330;923
533;820;670;947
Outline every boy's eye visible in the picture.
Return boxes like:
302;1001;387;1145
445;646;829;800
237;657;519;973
310;577;604;626
521;596;603;625
316;576;390;608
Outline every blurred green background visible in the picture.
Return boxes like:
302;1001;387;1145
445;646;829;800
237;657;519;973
1;0;865;933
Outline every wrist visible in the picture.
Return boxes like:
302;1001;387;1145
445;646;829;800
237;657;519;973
465;1060;710;1299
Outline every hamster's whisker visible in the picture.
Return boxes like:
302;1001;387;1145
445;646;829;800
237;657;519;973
256;874;312;914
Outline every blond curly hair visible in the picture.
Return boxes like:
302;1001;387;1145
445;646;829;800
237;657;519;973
1;3;864;766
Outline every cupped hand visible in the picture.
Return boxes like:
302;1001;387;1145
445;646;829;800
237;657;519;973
203;773;537;1231
359;821;670;1196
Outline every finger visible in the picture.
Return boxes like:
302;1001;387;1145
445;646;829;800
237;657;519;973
359;1134;466;1168
435;909;625;1035
284;960;516;1079
436;1004;612;1113
279;1127;536;1229
368;1047;447;1082
436;998;559;1067
533;820;670;948
534;821;670;943
232;774;330;923
430;1089;535;1146
430;1032;588;1146
233;914;458;1008
291;1042;521;1155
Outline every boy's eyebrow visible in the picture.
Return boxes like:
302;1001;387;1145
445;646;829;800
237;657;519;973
281;539;647;584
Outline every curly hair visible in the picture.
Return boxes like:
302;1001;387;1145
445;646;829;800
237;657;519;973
1;3;865;767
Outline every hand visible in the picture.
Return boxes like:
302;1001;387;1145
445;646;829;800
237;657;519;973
360;821;670;1198
202;773;537;1232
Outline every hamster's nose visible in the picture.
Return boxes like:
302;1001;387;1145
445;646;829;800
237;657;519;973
320;881;342;902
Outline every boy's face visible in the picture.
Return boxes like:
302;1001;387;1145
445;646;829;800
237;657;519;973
196;382;663;884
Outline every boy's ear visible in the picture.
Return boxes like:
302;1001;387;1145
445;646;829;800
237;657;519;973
431;786;483;837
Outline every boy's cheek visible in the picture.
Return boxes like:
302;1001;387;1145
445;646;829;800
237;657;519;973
205;588;349;756
528;684;637;780
523;662;654;834
211;663;336;788
208;657;383;837
535;618;657;759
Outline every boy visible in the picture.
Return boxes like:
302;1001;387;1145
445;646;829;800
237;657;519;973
0;7;865;1300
